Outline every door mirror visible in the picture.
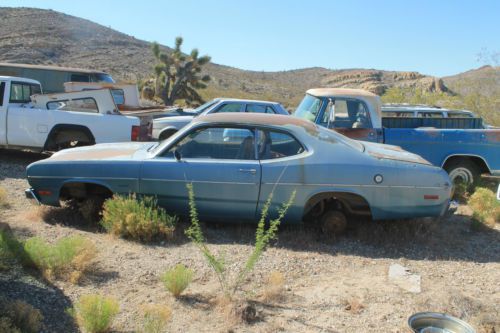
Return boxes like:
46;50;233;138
173;149;181;161
326;99;336;128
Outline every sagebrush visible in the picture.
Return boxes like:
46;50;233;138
71;294;119;333
23;235;97;282
0;186;8;208
262;271;286;302
139;304;172;333
161;264;193;298
468;187;500;227
185;183;295;299
101;194;177;242
0;298;43;333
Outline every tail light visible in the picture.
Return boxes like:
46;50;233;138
131;125;140;141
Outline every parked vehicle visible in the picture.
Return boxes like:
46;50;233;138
0;76;145;152
152;98;289;140
25;113;451;234
293;88;500;186
382;104;476;119
0;62;114;94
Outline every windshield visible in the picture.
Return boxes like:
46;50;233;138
294;94;323;122
193;99;219;114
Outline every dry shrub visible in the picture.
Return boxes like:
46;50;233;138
468;187;500;228
139;304;172;333
0;187;8;208
71;294;119;333
101;194;177;242
161;264;193;298
261;271;285;302
0;229;23;271
23;235;97;283
216;296;257;326
0;298;43;333
343;298;365;314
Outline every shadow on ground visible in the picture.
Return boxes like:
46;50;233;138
0;278;78;332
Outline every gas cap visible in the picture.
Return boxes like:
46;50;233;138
374;174;383;184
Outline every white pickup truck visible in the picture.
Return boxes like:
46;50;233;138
0;76;143;152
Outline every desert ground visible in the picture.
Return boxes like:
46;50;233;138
1;149;499;333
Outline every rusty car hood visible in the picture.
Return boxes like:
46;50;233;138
48;142;154;161
363;142;432;165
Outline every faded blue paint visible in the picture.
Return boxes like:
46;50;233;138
26;114;451;223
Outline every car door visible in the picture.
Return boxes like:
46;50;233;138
140;125;261;222
255;128;307;222
0;81;7;144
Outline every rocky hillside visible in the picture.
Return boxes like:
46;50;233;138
0;7;457;107
444;65;500;97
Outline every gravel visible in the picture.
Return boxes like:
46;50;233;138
1;149;499;333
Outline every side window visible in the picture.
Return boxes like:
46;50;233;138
417;112;443;118
257;129;304;160
9;83;40;103
0;82;5;106
47;98;98;113
70;74;90;82
214;103;243;113
245;104;276;114
166;127;256;160
111;89;125;105
324;99;372;129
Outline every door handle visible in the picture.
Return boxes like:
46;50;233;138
238;168;257;174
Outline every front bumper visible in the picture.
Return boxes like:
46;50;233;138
25;188;41;205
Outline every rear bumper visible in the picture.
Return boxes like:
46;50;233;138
25;188;41;205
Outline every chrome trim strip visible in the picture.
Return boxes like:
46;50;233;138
261;182;444;189
27;176;137;180
141;178;257;185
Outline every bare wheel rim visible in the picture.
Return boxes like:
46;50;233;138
449;167;474;186
321;211;347;236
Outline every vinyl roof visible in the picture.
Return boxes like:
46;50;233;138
194;112;316;130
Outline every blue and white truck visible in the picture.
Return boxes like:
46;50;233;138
294;88;499;186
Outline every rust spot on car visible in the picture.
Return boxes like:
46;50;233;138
49;149;136;161
484;130;500;142
333;128;374;140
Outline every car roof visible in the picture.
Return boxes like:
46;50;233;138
211;98;280;105
0;62;109;74
193;112;316;131
0;76;41;85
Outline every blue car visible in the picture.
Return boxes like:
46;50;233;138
26;113;451;234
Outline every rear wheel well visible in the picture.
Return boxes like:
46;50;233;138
44;124;96;151
303;192;372;222
443;155;490;175
59;182;113;202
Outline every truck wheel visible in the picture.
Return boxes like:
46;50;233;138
320;210;347;237
444;160;480;187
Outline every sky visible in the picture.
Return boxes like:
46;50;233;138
2;0;500;76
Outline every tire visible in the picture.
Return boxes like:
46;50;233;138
320;210;347;237
444;159;480;187
159;129;177;141
47;130;92;151
78;195;105;223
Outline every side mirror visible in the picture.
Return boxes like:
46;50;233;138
327;99;336;128
173;149;181;161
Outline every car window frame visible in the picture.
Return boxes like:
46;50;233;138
319;97;373;129
46;97;99;113
158;124;258;161
211;102;244;114
254;126;307;161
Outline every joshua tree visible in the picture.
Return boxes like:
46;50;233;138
151;37;211;105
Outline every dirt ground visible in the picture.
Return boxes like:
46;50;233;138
1;149;499;333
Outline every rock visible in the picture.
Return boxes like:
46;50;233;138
388;263;421;293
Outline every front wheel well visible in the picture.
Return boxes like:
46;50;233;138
59;182;113;202
303;192;372;222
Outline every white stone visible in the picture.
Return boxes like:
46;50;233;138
388;263;421;293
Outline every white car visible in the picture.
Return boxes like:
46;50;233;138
0;76;143;152
152;98;289;140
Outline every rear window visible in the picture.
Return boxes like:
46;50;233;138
70;74;90;82
47;98;99;113
9;82;41;103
